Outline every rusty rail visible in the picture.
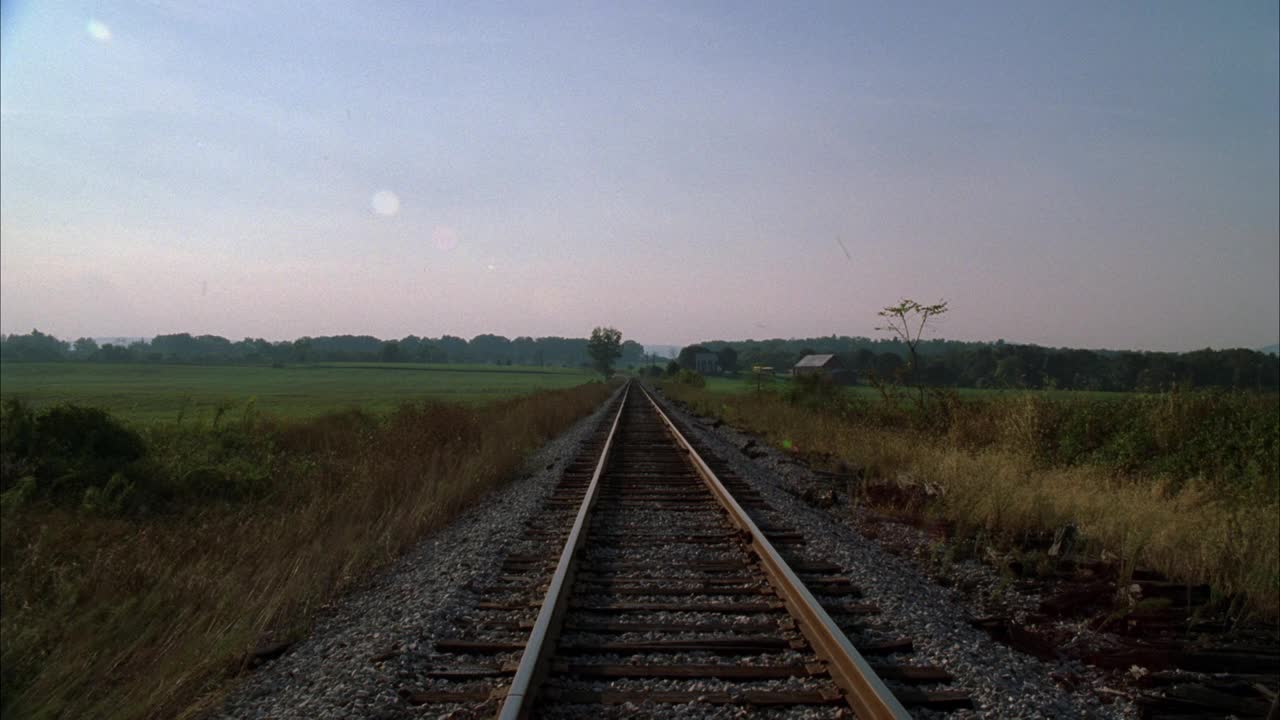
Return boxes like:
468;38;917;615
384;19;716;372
639;383;912;720
496;382;631;720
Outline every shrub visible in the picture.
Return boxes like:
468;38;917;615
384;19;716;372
786;373;842;409
676;369;706;387
0;401;292;514
0;401;148;507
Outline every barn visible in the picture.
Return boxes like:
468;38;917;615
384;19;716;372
792;354;855;384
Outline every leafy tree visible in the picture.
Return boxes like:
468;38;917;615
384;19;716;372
511;336;538;364
620;340;645;365
867;352;906;403
436;335;470;363
0;330;69;361
73;337;99;356
587;327;623;379
716;346;739;374
6;324;1277;392
995;355;1026;388
380;341;401;362
470;334;512;364
677;345;711;370
94;344;135;363
851;348;877;372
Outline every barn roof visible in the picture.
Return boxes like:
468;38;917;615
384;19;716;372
794;354;837;368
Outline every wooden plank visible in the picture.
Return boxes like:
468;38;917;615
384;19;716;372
890;688;974;710
545;688;844;706
423;666;515;679
870;664;953;683
592;536;735;546
810;584;863;598
588;531;736;539
787;559;844;573
575;574;762;584
820;603;881;616
574;584;772;596
455;617;533;631
477;601;540;610
581;560;751;571
856;638;914;656
569;601;785;613
1137;683;1272;717
559;636;799;653
550;661;825;679
435;639;526;654
564;619;784;634
401;689;493;705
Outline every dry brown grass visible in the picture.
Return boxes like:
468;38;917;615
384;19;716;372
664;384;1279;617
0;382;613;720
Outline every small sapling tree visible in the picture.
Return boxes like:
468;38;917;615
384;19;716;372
746;365;776;395
876;298;949;409
587;326;623;379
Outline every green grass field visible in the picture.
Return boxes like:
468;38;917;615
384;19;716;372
701;374;1133;400
0;362;595;423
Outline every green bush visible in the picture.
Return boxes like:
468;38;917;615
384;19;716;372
0;400;285;514
1;400;148;506
786;373;843;409
676;369;706;387
999;392;1280;496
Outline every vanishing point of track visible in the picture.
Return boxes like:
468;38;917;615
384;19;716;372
407;381;969;718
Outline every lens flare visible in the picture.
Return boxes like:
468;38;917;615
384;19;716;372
371;190;400;216
87;19;112;42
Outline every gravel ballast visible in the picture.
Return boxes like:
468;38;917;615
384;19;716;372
219;380;1137;719
650;385;1136;720
216;386;624;720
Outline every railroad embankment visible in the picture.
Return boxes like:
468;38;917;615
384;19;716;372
0;382;614;720
658;382;1280;617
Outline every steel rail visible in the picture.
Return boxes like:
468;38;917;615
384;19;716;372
639;384;912;720
496;382;631;720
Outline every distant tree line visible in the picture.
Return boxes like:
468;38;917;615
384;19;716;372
0;330;646;368
681;336;1280;392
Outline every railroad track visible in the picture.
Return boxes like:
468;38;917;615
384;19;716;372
403;381;969;717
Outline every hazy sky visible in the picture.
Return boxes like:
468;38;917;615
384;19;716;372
2;1;1277;351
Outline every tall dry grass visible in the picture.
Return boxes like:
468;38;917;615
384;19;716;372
0;382;613;720
663;384;1279;617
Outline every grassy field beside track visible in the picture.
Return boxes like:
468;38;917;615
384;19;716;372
0;380;614;720
0;362;593;423
662;379;1280;616
700;374;1136;401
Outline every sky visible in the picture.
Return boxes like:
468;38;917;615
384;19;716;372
1;1;1277;352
